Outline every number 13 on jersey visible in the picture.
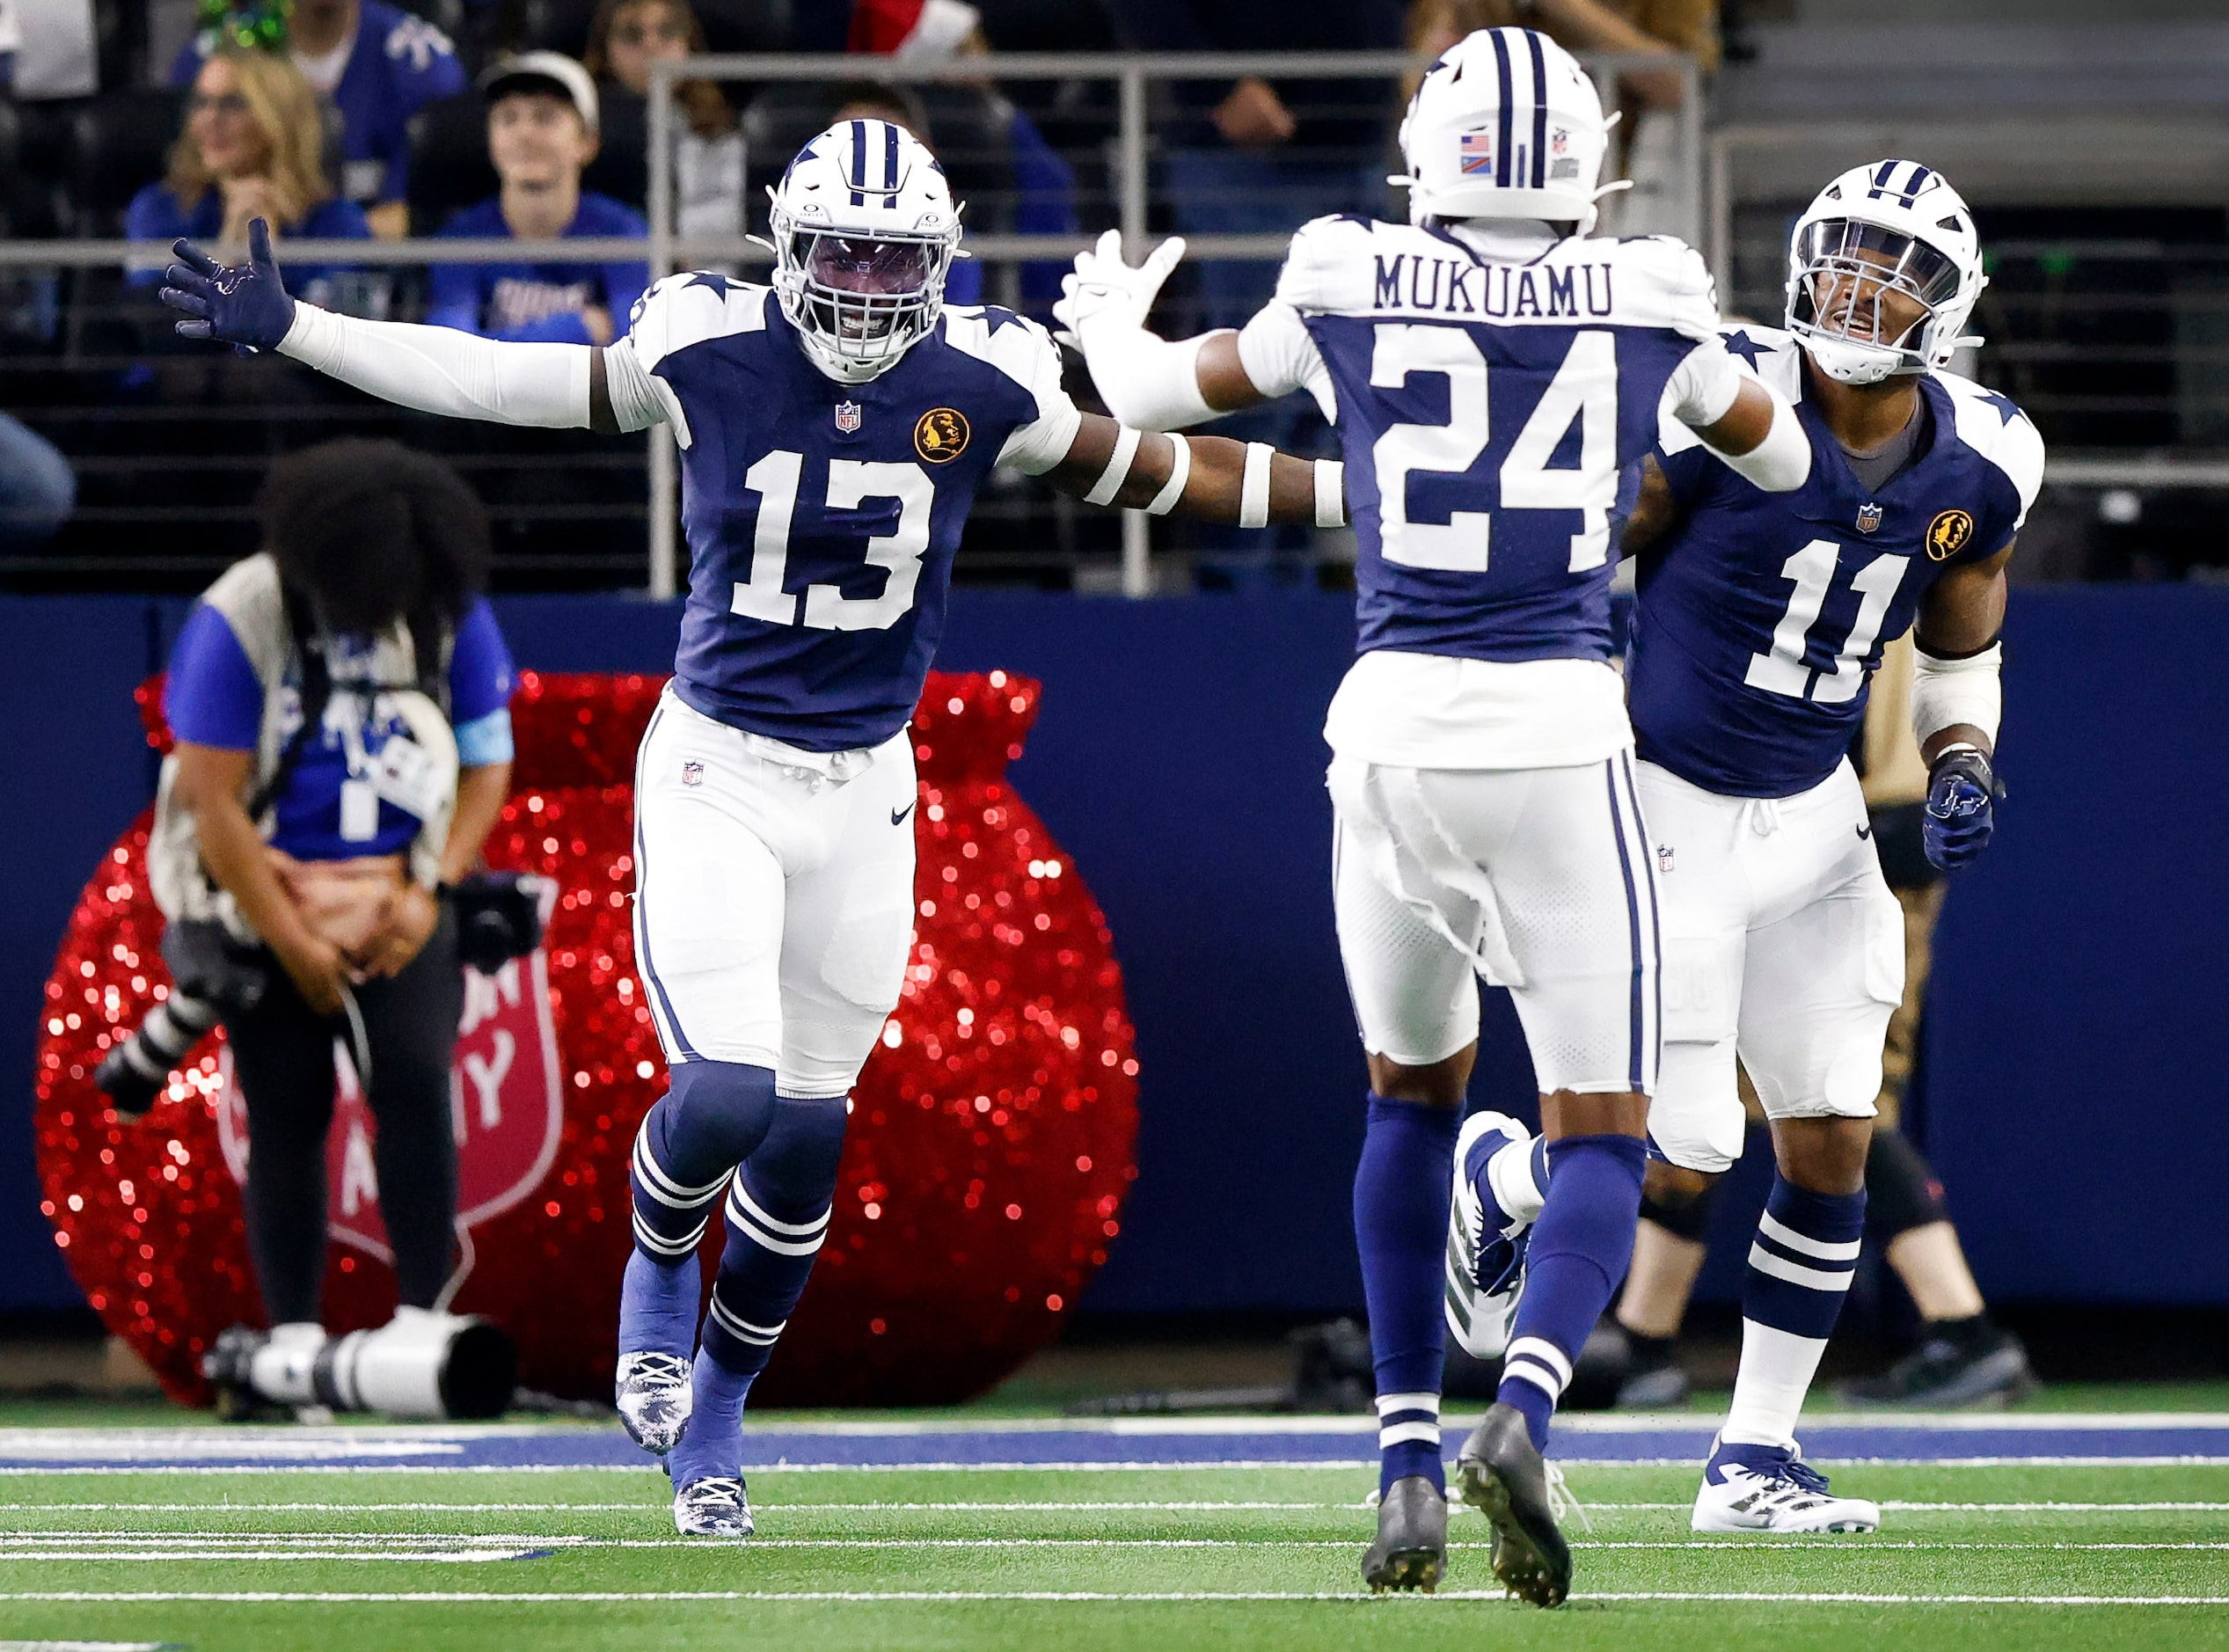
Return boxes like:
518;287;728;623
1369;323;1619;575
731;449;934;632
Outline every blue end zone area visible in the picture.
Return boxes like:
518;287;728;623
3;1416;2226;1473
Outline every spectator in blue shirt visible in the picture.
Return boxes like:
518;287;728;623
171;0;468;238
428;53;650;347
128;51;373;308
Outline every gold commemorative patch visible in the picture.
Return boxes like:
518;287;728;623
1926;508;1976;560
914;407;970;464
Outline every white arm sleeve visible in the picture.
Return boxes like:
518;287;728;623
1913;643;2003;747
1689;364;1811;493
1237;300;1336;421
278;303;594;428
1078;325;1217;432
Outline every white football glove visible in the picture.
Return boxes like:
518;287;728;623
1053;229;1188;350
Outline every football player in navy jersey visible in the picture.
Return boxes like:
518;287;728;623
1057;28;1812;1603
1449;161;2043;1533
159;117;1348;1539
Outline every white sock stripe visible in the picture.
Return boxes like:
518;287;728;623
1378;1421;1441;1448
724;1194;829;1257
728;1175;833;1239
705;1297;783;1346
1758;1209;1864;1262
1374;1392;1440;1418
1505;1336;1573;1388
1501;1356;1565;1400
1748;1242;1857;1293
631;1137;728;1207
631;1210;707;1257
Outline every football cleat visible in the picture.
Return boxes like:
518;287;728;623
673;1474;755;1538
1455;1401;1572;1609
1444;1110;1536;1360
1692;1439;1881;1533
1360;1474;1447;1593
615;1350;694;1456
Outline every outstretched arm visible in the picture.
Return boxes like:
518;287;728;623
1041;412;1342;529
1053;233;1280;430
160;218;634;434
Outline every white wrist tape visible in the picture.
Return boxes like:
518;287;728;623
1144;433;1192;516
1079;324;1217;431
1084;424;1142;507
1702;391;1811;493
1913;642;2003;747
279;303;595;428
1313;459;1346;528
1238;442;1273;529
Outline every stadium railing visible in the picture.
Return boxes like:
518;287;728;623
0;48;1701;596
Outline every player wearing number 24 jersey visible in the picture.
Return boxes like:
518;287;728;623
157;118;1346;1542
1056;27;1811;1605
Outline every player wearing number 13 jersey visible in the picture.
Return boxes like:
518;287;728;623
1056;28;1810;1604
158;119;1346;1539
1453;161;2043;1537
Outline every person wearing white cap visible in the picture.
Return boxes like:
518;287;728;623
425;52;651;347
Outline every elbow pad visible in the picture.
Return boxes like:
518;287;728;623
1078;325;1217;432
1913;642;2003;747
279;304;594;428
1702;393;1812;493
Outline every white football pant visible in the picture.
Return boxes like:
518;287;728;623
1640;757;1904;1175
1329;750;1661;1097
631;685;917;1098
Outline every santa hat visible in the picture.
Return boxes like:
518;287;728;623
846;0;980;61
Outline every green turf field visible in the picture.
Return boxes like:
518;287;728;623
0;1419;2224;1650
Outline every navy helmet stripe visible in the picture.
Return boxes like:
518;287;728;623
884;121;900;194
1525;30;1549;190
1489;30;1515;188
1904;163;1933;203
1874;159;1896;188
849;117;867;206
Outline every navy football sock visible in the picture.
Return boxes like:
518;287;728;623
696;1094;849;1381
1497;1133;1647;1451
1723;1176;1866;1450
620;1062;778;1360
1353;1093;1461;1494
665;1343;754;1488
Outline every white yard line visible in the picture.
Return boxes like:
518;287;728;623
0;1588;2226;1606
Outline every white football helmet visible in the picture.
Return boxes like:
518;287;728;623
1392;28;1620;233
1785;160;1987;385
769;118;963;383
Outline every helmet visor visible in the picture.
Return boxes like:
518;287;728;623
1794;219;1962;351
788;228;943;351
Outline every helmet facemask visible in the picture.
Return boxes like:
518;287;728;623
775;222;956;383
1789;218;1965;386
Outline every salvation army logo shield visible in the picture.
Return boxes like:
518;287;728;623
215;952;564;1264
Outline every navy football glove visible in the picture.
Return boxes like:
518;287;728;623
158;218;297;355
1923;745;2000;871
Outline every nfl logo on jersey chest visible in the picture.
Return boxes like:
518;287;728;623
835;400;863;434
1856;503;1883;534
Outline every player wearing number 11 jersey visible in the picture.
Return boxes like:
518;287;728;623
1056;27;1811;1604
159;119;1347;1539
1449;161;2043;1533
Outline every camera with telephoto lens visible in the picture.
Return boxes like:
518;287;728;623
446;871;554;975
95;918;272;1120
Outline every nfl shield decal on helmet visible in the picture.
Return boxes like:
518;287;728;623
835;400;863;434
215;953;565;1261
1857;502;1883;534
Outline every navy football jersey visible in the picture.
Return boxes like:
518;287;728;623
623;274;1079;751
1266;216;1730;664
1628;325;2045;799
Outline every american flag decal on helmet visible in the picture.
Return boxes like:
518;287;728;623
1459;131;1494;175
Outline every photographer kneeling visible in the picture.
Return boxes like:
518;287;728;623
144;439;523;1420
